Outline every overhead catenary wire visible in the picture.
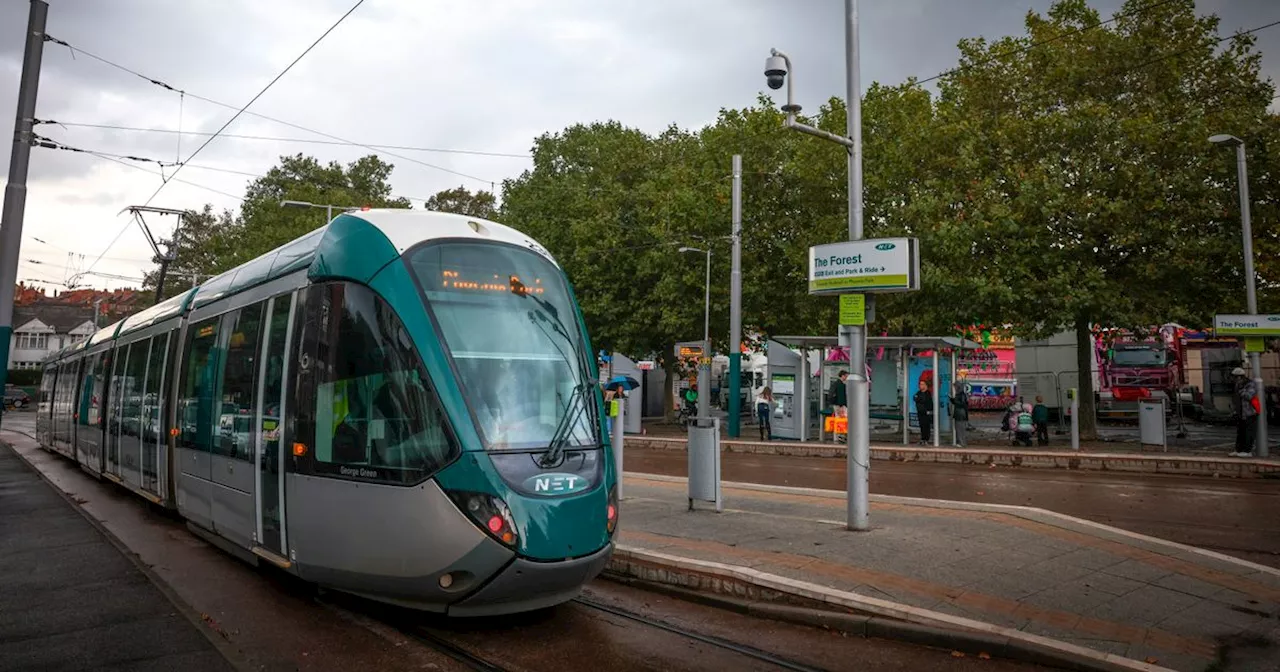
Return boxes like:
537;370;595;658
43;29;502;187
137;0;368;209
32;135;433;204
32;121;532;159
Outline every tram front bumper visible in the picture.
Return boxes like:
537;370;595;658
447;542;614;617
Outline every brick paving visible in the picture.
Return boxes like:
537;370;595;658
618;473;1280;671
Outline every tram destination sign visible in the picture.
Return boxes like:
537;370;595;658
808;238;920;295
1213;314;1280;337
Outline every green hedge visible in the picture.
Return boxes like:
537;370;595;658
5;369;42;387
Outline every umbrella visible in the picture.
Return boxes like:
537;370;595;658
603;375;640;391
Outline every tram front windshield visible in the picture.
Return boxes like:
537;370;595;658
408;241;598;451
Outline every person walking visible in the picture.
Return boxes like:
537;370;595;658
754;386;774;441
1232;367;1259;457
914;379;933;445
1032;395;1050;446
951;385;969;447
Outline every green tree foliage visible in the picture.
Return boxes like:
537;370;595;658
425;185;498;219
144;154;409;295
236;154;409;266
923;0;1277;436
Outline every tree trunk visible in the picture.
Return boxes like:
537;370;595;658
1075;315;1099;440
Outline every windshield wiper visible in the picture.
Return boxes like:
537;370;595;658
540;379;595;467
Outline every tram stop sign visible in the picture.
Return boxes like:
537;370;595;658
808;238;921;295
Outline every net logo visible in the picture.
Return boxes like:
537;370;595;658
524;473;590;496
875;242;896;251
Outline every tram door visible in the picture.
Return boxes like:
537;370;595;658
254;294;294;558
210;305;263;551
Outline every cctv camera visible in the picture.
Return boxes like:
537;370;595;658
764;55;787;90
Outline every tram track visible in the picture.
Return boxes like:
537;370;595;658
323;588;833;671
399;624;512;672
571;595;830;672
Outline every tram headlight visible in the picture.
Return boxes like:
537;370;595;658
447;491;518;547
606;485;619;535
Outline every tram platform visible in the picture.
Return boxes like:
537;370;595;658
613;472;1280;672
627;429;1280;479
0;441;235;672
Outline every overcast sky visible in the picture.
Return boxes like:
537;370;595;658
1;0;1277;291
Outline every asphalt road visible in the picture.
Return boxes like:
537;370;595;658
626;446;1280;569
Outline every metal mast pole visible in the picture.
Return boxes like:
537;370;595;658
1235;144;1268;458
698;250;711;422
728;155;743;437
0;0;49;431
844;0;871;531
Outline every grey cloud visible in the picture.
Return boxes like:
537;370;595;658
2;0;1278;251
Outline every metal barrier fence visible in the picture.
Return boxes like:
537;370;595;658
986;366;1280;447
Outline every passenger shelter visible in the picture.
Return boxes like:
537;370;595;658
768;335;981;446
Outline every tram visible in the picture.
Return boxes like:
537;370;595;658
35;209;617;615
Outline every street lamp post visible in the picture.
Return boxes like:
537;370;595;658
279;199;357;223
764;0;870;530
1210;133;1269;458
681;246;712;423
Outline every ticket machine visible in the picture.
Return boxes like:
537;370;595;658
767;341;801;440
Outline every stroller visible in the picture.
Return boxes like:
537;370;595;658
1002;403;1033;447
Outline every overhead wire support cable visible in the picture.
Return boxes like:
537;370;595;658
915;0;1182;85
56;0;367;281
138;0;369;209
43;12;501;186
32;120;531;159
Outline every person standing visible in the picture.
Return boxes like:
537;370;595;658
754;386;774;441
914;379;933;445
1014;402;1035;447
951;386;969;447
829;370;848;442
1032;396;1050;446
1232;367;1259;456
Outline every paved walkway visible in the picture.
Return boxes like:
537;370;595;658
618;473;1280;671
0;442;235;672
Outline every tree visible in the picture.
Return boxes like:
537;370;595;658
425;186;498;219
234;154;410;266
141;204;239;301
145;154;411;287
502;121;729;415
922;0;1278;437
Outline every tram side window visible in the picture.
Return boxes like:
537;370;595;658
39;366;55;410
215;304;264;463
294;282;457;484
178;318;222;454
84;352;107;428
123;341;150;441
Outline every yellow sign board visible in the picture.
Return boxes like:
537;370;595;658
839;294;866;326
1245;336;1265;353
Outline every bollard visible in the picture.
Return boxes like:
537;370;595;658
612;397;625;499
1069;388;1080;451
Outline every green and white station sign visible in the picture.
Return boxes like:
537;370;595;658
808;238;921;294
1214;314;1280;336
